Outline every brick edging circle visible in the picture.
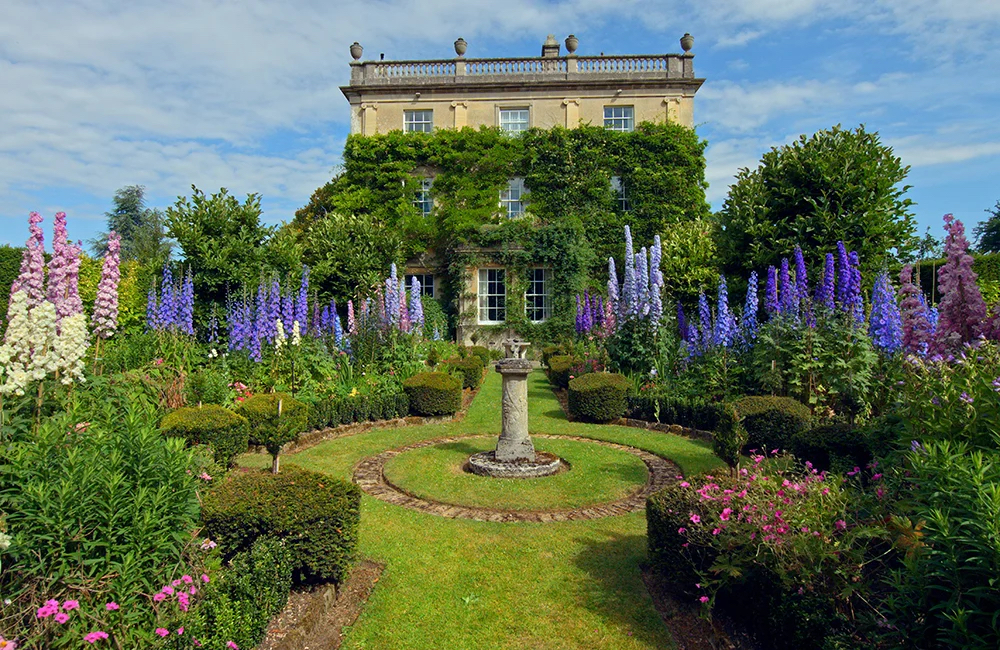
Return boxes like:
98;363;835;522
352;434;679;523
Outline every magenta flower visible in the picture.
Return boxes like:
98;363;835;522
155;628;169;638
677;527;687;534
54;612;70;624
177;628;184;635
84;631;109;644
105;602;119;611
689;513;701;524
699;596;709;603
227;642;239;649
152;593;166;602
835;520;847;530
719;508;732;522
36;604;57;618
62;600;79;611
201;574;210;583
161;586;174;596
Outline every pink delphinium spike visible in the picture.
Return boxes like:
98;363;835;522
347;300;356;335
10;211;46;308
92;232;122;339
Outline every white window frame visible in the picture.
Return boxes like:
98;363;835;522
610;175;631;212
404;109;433;133
413;177;433;216
405;273;435;298
477;268;506;325
604;106;634;132
499;178;525;218
525;268;552;323
499;107;530;135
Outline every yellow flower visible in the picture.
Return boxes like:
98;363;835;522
349;387;359;398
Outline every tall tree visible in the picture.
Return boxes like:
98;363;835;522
91;185;171;263
715;125;916;279
973;200;1000;254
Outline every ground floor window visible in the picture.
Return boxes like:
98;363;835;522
478;268;506;324
405;273;435;298
525;268;551;322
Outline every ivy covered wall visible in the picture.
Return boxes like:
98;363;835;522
292;122;709;341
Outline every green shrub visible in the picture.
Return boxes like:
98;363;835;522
542;344;567;367
234;392;308;473
0;245;23;322
627;394;727;431
160;404;249;468
789;417;899;473
196;537;293;649
712;405;748;470
547;355;577;389
185;366;233;405
734;395;812;452
305;391;410;430
445;355;485;389
567;373;631;423
201;467;362;585
403;372;462;416
466;345;492;366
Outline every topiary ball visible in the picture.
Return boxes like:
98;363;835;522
160;404;249;467
567;372;631;423
403;372;462;416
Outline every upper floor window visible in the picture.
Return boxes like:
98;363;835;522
604;106;634;132
610;176;631;212
500;178;525;218
404;110;433;133
413;178;433;216
499;108;530;134
405;273;435;298
478;268;506;324
525;268;552;323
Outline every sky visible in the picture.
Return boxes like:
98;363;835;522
1;0;998;251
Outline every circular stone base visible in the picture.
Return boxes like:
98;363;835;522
466;450;564;478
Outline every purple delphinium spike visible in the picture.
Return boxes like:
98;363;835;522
92;231;121;339
295;267;309;329
932;214;987;353
281;292;294;334
698;290;712;351
651;235;663;288
765;266;778;317
607;257;619;317
410;276;424;331
255;282;268;342
595;296;604;330
334;313;344;348
636;248;649;317
740;270;759;348
268;280;281;342
817;253;836;311
848;251;864;324
146;284;159;331
47;211;69;316
249;323;263;362
399;279;410;332
869;270;903;354
179;269;194;335
575;294;583;334
836;241;851;310
793;246;809;306
603;299;615;336
677;302;688;341
623;226;636;319
207;312;218;343
650;278;663;323
714;275;735;347
320;305;332;336
779;258;796;316
158;266;176;331
898;265;932;356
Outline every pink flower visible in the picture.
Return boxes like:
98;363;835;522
153;593;166;602
0;633;19;649
677;527;687;534
54;612;70;624
189;586;198;595
45;600;59;607
712;528;721;535
202;574;210;583
689;513;700;524
177;628;185;635
62;600;79;611
699;596;709;603
227;642;239;649
182;575;194;584
84;631;109;644
719;508;732;522
105;602;119;611
871;473;883;481
172;579;182;588
835;520;847;531
36;604;57;618
679;481;690;488
155;628;169;638
162;586;174;595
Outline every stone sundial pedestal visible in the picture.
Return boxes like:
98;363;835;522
467;339;564;478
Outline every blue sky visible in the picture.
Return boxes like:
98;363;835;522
2;0;998;250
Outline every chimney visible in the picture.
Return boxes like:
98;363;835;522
541;34;560;58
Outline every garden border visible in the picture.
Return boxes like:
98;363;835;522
352;434;679;523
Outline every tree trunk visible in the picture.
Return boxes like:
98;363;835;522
271;454;280;474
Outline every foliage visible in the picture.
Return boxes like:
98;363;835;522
911;252;1000;304
304;390;409;430
882;441;1000;649
626;393;729;431
402;371;461;416
165;186;292;306
201;467;362;585
465;345;493;366
734;395;812;452
444;355;484;389
973;200;1000;254
184;365;234;406
545;354;577;389
91;185;172;264
159;405;249;468
541;344;568;367
567;372;631;423
711;404;747;470
790;418;901;474
658;217;720;300
234;392;308;472
605;318;662;376
896;342;1000;451
194;537;293;650
715;125;916;280
0;244;25;322
0;384;202;644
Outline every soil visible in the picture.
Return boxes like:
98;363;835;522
640;566;736;650
260;559;385;650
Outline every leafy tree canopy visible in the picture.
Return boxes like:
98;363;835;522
91;185;172;263
714;124;916;279
974;200;1000;254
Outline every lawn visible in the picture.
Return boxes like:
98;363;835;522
242;369;722;649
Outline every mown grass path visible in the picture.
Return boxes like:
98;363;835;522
243;370;722;649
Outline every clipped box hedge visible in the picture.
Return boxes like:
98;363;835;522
465;345;492;367
541;344;568;367
235;392;308;451
445;355;485;389
547;355;577;389
403;372;462;416
734;395;812;452
159;404;249;467
568;373;631;423
305;391;409;430
626;394;728;432
202;467;361;585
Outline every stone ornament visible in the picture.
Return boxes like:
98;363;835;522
454;38;467;57
565;34;579;54
680;33;694;53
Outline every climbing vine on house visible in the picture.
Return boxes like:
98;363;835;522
292;121;710;336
